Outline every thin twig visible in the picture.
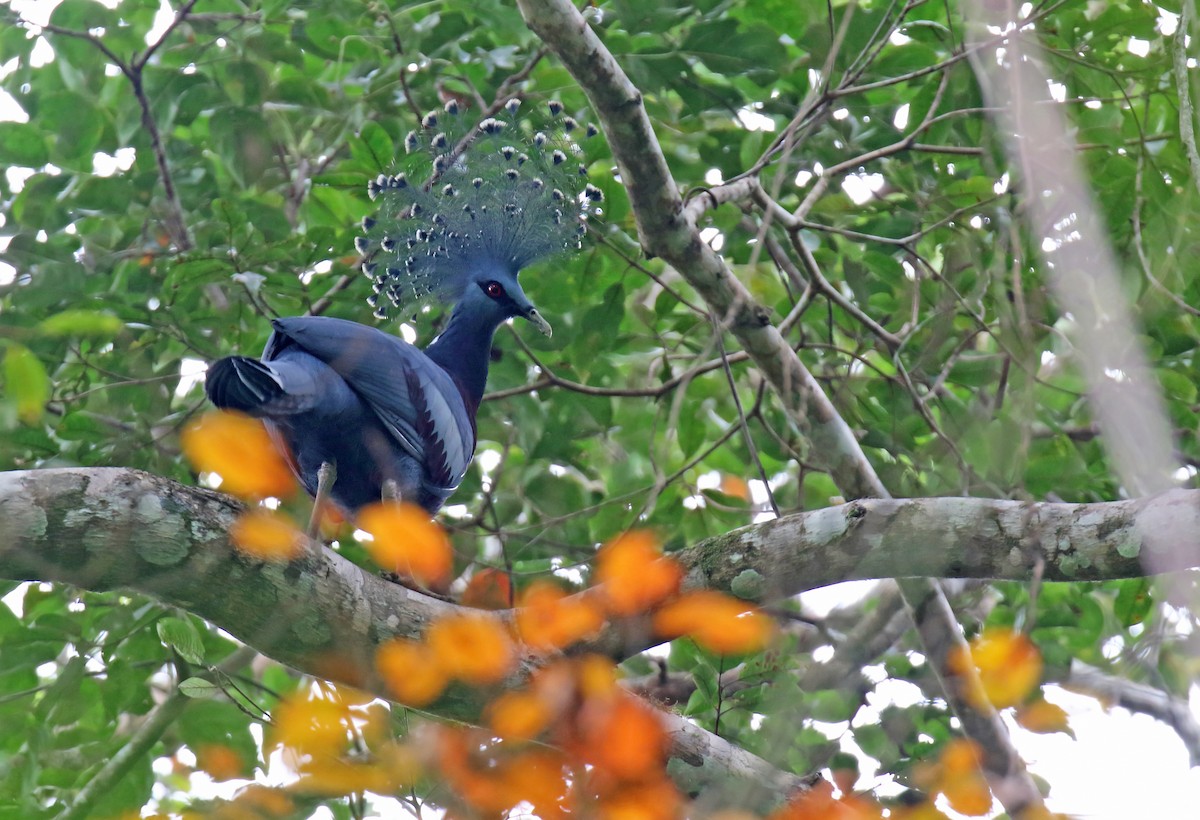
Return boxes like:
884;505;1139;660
1174;0;1200;196
712;320;780;518
37;1;198;250
133;0;200;70
55;646;257;820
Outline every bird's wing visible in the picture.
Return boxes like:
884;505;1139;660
266;316;475;490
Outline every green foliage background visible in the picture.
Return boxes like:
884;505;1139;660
1;0;1198;815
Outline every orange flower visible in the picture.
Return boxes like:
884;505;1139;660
936;739;992;817
575;654;620;700
497;749;574;819
357;501;453;589
292;758;393;797
577;693;670;783
226;786;295;817
1015;697;1073;736
652;590;773;655
462;568;514;609
308;651;368;688
594;531;682;616
941;772;992;816
770;779;833;820
426;612;516;685
719;474;750;501
316;503;346;539
487;690;553;741
593;776;683;820
375;639;447;707
949;629;1043;709
516;582;606;652
888;803;952;820
194;743;245;781
181;410;296;499
269;692;352;757
436;729;510;814
229;509;307;562
289;741;419;797
939;737;983;773
376;741;423;788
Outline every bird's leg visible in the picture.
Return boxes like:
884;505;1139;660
381;478;402;505
307;461;337;540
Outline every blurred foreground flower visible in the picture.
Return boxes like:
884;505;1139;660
594;530;682;616
949;629;1043;710
181;410;296;500
229;509;306;562
357;501;453;589
653;590;773;655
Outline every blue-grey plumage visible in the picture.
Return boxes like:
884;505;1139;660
203;261;550;514
204;100;597;515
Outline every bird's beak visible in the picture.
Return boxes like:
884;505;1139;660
526;308;553;338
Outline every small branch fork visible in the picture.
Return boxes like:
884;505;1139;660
34;0;201;251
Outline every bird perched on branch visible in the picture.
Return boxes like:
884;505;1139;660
204;98;602;515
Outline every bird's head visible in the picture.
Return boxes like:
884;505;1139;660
356;99;601;327
459;263;552;337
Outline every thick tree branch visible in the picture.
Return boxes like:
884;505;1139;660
0;468;805;805
0;468;460;702
1062;661;1200;767
676;490;1200;598
10;469;1193;803
964;3;1177;500
6;474;1198;711
899;579;1045;814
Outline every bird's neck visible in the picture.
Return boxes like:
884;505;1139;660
424;303;503;408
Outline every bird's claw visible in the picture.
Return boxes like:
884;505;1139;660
381;479;403;504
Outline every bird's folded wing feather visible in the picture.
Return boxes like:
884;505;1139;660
265;317;475;490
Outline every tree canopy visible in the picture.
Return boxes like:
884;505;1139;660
2;0;1199;817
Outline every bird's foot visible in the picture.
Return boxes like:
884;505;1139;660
381;479;402;504
307;461;338;540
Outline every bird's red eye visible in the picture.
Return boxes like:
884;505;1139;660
484;281;504;298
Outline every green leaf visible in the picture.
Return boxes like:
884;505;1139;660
178;678;221;699
1113;578;1152;627
853;722;896;763
682;685;714;716
3;343;49;424
871;42;940;77
10;173;74;229
351;121;395;170
808;689;857;723
208;107;273;186
157;617;206;665
175;699;259;772
39;91;106;168
0;123;48;167
680;19;786;77
38;310;124;338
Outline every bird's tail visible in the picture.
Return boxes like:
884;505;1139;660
204;356;284;414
